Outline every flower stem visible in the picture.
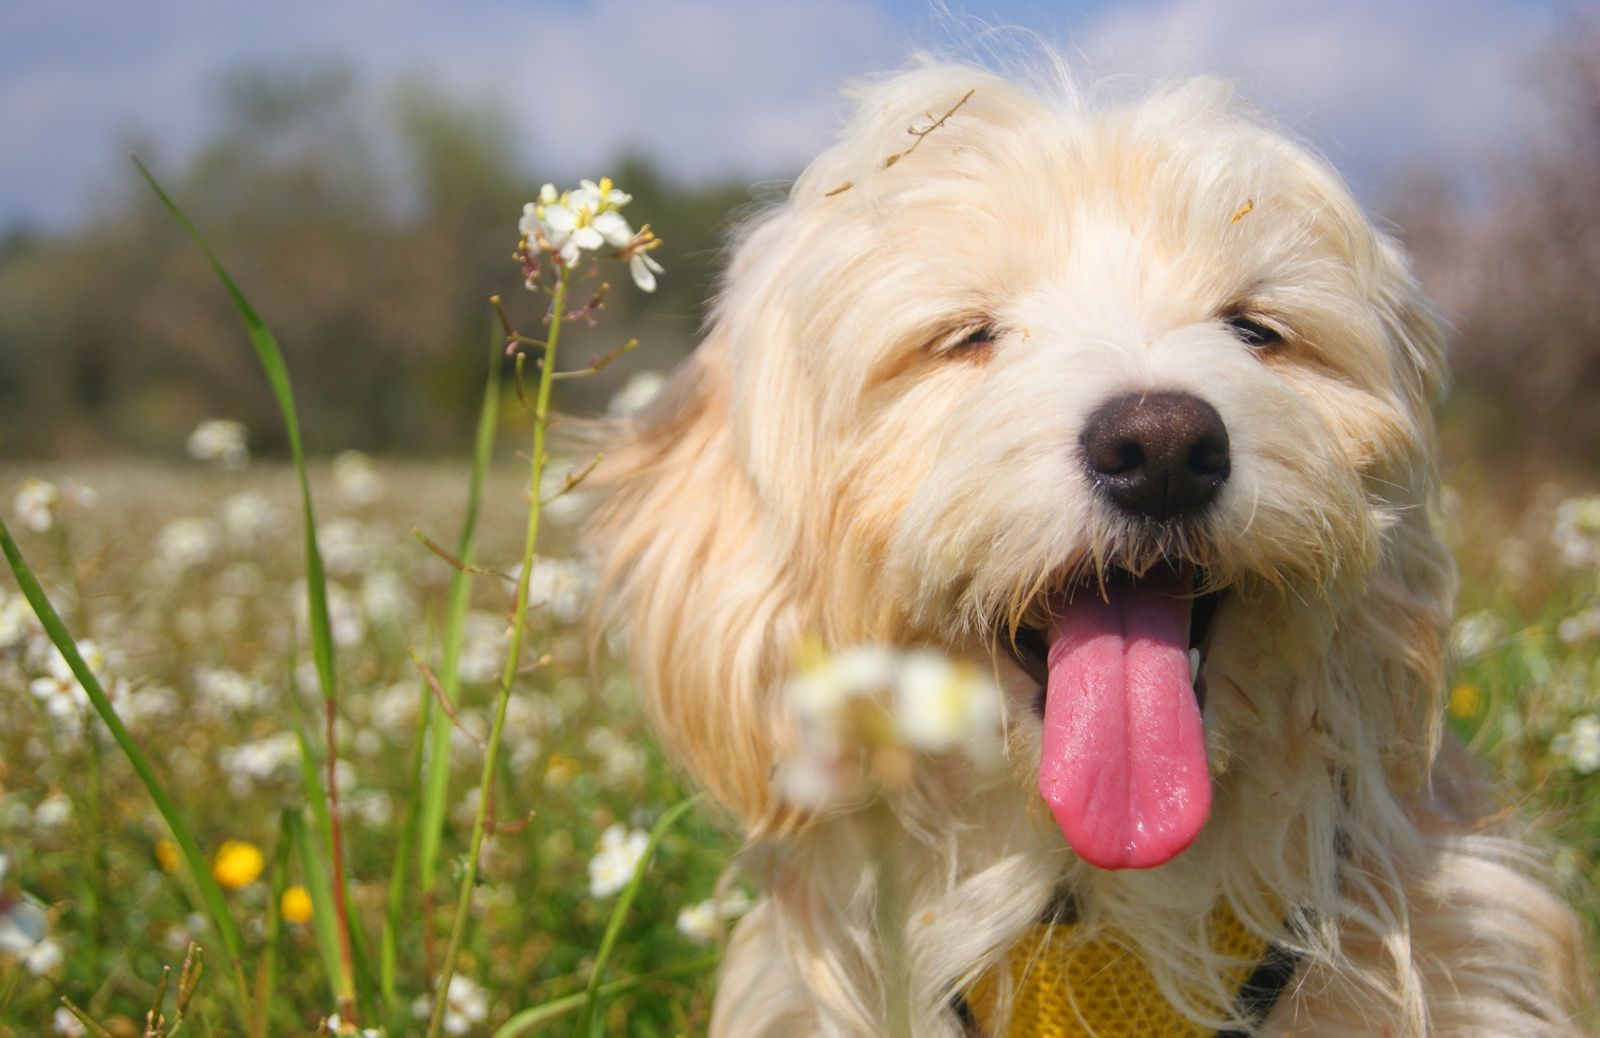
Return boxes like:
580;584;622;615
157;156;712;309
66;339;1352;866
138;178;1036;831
426;270;569;1038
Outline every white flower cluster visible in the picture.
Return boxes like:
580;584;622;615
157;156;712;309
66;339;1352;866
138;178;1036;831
777;645;1005;808
1552;494;1600;569
11;478;94;535
518;178;663;291
0;853;62;977
587;823;650;898
187;418;249;470
1552;715;1600;775
411;973;489;1036
675;891;752;944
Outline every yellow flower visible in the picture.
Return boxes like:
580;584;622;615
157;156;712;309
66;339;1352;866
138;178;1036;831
280;885;313;924
1448;684;1483;720
155;838;181;874
545;753;580;787
212;840;264;889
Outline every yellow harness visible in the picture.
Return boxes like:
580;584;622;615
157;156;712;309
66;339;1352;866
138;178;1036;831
963;908;1294;1038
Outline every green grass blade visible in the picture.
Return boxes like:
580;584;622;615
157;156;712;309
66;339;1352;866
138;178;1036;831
570;798;698;1038
382;669;434;1014
0;516;251;1016
134;155;367;1022
131;156;339;709
418;322;503;894
255;812;295;1038
489;957;720;1038
286;809;345;1012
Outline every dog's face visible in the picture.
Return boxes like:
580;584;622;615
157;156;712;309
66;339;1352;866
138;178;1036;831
592;64;1449;862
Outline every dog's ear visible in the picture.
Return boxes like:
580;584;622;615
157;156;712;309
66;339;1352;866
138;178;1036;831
585;329;809;830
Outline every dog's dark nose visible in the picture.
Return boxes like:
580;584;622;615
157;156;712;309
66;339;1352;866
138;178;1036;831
1080;391;1230;519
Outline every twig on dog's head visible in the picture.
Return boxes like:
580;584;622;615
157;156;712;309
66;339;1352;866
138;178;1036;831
1230;199;1255;224
885;88;976;169
823;88;976;196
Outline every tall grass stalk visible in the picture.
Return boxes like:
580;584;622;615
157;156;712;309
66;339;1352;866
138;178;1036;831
133;157;362;1023
425;271;570;1038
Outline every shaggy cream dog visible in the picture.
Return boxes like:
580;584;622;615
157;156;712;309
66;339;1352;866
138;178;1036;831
588;59;1595;1037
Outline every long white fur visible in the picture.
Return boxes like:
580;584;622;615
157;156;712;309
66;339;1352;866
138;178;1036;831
587;56;1595;1037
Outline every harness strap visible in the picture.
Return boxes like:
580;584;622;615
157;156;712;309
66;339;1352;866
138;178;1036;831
960;907;1300;1038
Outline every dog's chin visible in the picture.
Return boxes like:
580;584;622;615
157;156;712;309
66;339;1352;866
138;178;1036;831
996;558;1229;871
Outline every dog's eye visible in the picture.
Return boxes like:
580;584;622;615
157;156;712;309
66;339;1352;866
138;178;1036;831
1223;314;1283;350
950;325;996;351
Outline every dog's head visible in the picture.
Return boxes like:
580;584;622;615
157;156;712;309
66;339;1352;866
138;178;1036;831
589;61;1452;867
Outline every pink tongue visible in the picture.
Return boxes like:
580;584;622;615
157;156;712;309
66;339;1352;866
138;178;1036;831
1037;571;1211;870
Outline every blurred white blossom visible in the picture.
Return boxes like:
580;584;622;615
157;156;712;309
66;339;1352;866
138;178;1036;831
156;517;221;573
221;491;280;545
187;419;249;470
1449;609;1507;660
517;557;594;625
588;824;650;898
13;478;59;534
1552;715;1600;775
1552;495;1600;569
53;1007;86;1037
585;727;646;787
411;972;489;1036
675;891;751;943
777;644;1005;807
32;793;72;829
218;732;301;797
1557;606;1600;646
333;450;384;505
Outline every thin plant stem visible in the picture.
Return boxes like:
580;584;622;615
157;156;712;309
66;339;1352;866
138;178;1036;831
426;270;570;1038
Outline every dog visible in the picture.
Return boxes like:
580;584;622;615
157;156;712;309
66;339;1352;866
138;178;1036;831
587;58;1595;1037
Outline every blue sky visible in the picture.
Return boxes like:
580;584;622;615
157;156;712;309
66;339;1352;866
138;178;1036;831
0;0;1567;232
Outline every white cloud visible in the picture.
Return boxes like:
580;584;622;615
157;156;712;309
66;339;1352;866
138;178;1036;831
1070;0;1558;194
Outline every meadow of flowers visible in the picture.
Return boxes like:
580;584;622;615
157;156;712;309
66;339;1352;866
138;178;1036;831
1;171;1597;1037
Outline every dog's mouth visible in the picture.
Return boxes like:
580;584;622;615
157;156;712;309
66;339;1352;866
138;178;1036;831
1004;562;1226;871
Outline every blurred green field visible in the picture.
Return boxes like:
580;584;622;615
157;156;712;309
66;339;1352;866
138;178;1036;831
1;455;1597;1036
0;458;740;1037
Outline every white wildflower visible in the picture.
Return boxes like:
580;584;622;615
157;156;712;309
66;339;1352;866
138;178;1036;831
675;891;752;943
23;936;62;974
53;1007;87;1037
29;639;119;722
1557;606;1600;646
607;371;666;416
587;823;650;898
221;491;279;545
0;587;39;651
156;517;220;572
194;666;267;713
1448;609;1506;660
333;450;384;504
892;651;1003;763
218;731;301;797
629;250;664;292
186;418;249;469
518;557;593;625
32;792;72;829
323;1012;383;1038
1552;715;1600;775
1552;495;1600;569
411;973;490;1036
317;518;378;576
14;478;59;534
457;611;509;685
521;177;637;268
